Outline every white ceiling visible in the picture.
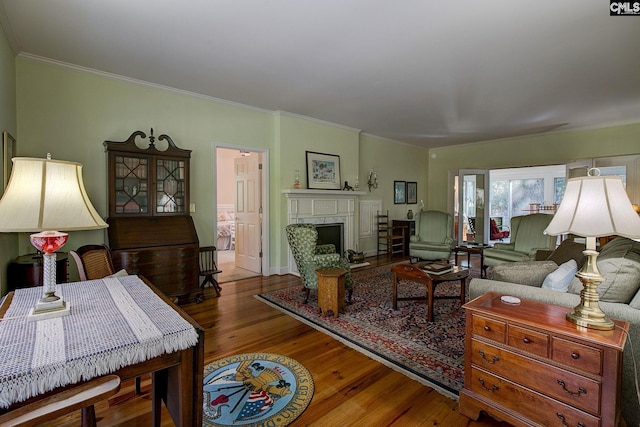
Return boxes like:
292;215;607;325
1;0;639;149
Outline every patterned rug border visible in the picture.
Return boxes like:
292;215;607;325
254;262;472;400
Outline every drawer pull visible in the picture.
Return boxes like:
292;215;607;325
571;352;580;359
556;412;585;427
523;337;531;343
478;378;498;393
483;326;490;331
478;350;499;364
557;379;586;397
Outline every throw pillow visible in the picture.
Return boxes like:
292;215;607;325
546;239;586;269
492;260;558;287
567;237;640;303
542;259;578;292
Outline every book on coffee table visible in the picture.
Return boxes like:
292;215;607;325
421;262;453;275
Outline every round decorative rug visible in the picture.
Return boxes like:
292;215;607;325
203;352;314;427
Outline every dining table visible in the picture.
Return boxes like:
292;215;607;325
0;274;204;426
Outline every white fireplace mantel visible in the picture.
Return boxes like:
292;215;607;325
282;188;366;274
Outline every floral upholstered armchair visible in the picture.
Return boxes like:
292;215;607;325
285;223;353;304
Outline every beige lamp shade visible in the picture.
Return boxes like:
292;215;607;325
544;175;640;239
0;157;108;232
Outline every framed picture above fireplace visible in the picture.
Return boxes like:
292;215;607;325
306;151;341;190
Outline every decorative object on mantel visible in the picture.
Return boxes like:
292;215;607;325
0;155;108;320
394;180;406;204
367;168;378;191
544;168;640;330
293;169;301;189
305;151;341;190
342;181;354;191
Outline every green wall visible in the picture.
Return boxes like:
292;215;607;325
0;22;17;296
9;54;640;285
427;123;640;211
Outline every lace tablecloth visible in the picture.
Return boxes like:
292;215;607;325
0;275;199;408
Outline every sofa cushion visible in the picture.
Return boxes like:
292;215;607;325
542;259;577;292
546;239;586;269
492;260;558;287
568;237;640;303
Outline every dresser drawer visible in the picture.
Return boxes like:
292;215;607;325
553;337;603;376
471;314;506;343
507;324;549;358
468;367;601;427
470;339;601;414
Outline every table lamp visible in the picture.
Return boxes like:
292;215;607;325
0;155;108;320
544;169;640;330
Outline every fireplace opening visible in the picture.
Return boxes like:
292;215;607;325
315;223;344;256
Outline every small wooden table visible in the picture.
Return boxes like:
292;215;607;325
315;267;347;318
392;263;469;322
454;244;490;278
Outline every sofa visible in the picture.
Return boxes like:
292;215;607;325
469;237;640;426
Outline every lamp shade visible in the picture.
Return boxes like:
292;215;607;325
0;157;108;232
545;175;640;239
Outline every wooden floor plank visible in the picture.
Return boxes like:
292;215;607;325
44;255;508;426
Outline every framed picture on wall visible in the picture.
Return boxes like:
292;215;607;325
394;180;406;204
306;151;341;190
406;182;417;204
3;131;15;190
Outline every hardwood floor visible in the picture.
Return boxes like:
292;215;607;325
50;255;508;426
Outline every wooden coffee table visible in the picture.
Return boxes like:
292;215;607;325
391;263;469;321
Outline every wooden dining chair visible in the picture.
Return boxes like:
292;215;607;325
199;246;223;296
0;375;121;427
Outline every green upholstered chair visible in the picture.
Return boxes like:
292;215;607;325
483;213;557;275
409;210;456;261
285;223;353;304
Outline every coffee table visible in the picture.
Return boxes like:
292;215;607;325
391;263;469;321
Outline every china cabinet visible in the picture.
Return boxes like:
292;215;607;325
104;129;202;304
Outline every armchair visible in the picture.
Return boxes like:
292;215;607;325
286;223;353;304
409;210;456;261
483;213;557;274
490;217;510;240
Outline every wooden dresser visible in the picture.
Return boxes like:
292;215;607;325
108;216;203;304
459;292;628;427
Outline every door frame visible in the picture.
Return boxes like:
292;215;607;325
213;143;269;277
457;169;490;245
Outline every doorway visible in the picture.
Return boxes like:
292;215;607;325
215;146;267;283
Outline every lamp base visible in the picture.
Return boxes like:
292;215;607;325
566;310;614;331
566;249;614;331
28;299;71;322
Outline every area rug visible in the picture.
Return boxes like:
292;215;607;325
203;352;314;427
256;264;478;399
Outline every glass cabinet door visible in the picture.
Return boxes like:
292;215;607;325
156;158;186;214
114;155;149;214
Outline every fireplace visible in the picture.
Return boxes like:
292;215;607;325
282;188;366;275
316;223;344;256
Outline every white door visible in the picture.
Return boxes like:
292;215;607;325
457;169;490;245
234;154;262;273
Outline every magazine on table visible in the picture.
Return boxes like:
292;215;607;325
421;262;453;275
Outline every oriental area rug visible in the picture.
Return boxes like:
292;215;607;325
256;264;478;399
203;352;314;427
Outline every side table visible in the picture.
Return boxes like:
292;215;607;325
454;244;490;278
315;267;347;318
7;252;69;290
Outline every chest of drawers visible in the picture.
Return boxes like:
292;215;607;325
459;292;628;427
